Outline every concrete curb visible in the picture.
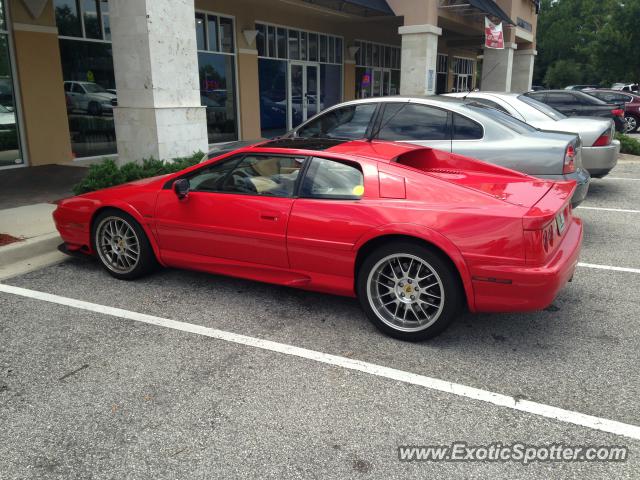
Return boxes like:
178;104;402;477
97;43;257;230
0;232;62;267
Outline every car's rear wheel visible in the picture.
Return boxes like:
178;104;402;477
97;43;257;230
624;114;639;133
356;241;462;341
92;210;156;280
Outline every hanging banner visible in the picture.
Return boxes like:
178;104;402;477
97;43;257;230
484;17;505;49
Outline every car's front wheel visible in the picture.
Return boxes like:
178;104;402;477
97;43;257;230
356;241;462;341
92;210;157;280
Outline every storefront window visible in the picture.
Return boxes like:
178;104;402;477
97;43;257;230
59;39;116;158
196;11;238;144
257;23;343;133
258;59;287;138
355;40;400;98
0;4;23;168
54;0;82;37
55;0;116;158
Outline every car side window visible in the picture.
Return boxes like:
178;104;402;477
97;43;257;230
546;93;575;105
296;104;376;140
64;83;72;93
453;113;483;140
300;157;364;200
377;103;450;141
187;155;243;192
223;155;304;197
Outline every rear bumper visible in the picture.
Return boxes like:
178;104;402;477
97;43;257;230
535;168;590;207
470;217;583;313
582;140;619;177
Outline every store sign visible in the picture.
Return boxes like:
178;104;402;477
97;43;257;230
484;18;504;49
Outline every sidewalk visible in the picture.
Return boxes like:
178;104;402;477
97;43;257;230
0;203;67;280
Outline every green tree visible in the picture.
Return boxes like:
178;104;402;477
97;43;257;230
533;0;638;88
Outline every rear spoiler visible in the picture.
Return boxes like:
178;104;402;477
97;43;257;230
523;181;576;230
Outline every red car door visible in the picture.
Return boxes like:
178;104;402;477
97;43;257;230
287;156;380;283
154;154;304;268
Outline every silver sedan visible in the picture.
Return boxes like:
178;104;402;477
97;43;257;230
282;97;590;206
447;91;619;178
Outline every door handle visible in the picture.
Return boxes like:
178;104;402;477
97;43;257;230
260;214;279;221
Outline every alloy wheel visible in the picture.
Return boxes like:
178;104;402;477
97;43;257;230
625;115;637;133
366;253;445;332
96;216;141;274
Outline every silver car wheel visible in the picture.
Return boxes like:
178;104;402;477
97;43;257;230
625;115;637;133
366;253;445;332
96;216;140;274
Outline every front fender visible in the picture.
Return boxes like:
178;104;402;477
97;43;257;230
90;199;166;267
354;223;476;312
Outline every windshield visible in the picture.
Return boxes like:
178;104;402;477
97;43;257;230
83;83;107;94
517;94;566;121
462;103;538;134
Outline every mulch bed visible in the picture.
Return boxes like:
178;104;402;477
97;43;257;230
0;233;23;246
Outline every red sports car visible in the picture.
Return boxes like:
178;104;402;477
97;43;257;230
54;139;583;340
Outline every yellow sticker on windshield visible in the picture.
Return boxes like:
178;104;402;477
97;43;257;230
352;185;364;196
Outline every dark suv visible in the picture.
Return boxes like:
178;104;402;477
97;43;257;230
524;90;626;132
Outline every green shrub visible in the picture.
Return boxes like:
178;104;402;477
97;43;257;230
615;133;640;156
73;151;203;195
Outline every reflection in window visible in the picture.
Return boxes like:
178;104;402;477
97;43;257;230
320;64;341;111
59;39;116;157
83;0;102;39
198;52;238;143
54;0;82;37
297;104;376;140
301;157;363;200
378;104;450;141
258;59;287;138
0;27;22;166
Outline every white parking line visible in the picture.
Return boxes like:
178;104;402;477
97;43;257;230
578;262;640;274
1;283;639;441
578;206;640;214
602;177;640;181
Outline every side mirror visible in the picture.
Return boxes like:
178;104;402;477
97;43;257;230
173;178;190;199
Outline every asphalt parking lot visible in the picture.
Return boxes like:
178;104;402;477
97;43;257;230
1;159;639;479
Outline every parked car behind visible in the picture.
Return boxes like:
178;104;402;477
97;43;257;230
446;91;619;177
524;90;626;132
205;97;590;206
63;81;117;116
564;85;600;91
611;83;639;93
584;89;640;133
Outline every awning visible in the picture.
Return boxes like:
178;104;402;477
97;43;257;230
440;0;515;25
300;0;394;17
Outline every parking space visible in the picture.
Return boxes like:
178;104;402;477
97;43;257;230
1;160;639;478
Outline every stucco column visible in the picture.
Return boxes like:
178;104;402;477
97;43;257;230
481;42;517;92
511;49;537;93
398;24;441;96
109;0;208;163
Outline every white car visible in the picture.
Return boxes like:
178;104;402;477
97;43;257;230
64;81;116;116
446;91;619;178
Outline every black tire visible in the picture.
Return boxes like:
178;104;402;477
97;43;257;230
624;114;639;133
356;241;462;341
91;209;157;280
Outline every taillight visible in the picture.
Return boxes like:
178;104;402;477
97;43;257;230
611;108;624;117
563;144;576;174
592;130;612;147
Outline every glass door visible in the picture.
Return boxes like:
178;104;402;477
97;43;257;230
288;61;320;129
